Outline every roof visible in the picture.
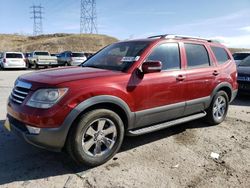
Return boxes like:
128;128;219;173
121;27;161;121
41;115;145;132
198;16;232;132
148;34;220;43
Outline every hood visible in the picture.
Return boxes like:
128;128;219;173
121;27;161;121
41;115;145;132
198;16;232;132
19;66;124;85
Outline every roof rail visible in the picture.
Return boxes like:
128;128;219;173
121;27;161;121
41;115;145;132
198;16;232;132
148;34;219;43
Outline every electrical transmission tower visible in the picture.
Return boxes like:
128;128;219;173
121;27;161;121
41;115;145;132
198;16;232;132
30;5;44;36
80;0;98;34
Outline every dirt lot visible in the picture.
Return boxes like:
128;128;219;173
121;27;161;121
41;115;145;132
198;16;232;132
0;70;249;188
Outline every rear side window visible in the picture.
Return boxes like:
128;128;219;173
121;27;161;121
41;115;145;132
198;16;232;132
147;43;180;70
71;53;85;57
184;44;210;68
6;53;23;58
211;46;230;64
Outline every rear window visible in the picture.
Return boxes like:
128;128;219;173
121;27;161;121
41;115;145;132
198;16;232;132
34;52;49;56
71;53;85;57
211;46;230;64
233;53;250;60
184;44;210;68
6;53;23;58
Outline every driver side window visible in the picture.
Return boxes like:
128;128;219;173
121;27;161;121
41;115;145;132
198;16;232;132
147;43;180;70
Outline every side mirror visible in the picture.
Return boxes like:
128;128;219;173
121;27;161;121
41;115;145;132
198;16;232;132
142;61;162;74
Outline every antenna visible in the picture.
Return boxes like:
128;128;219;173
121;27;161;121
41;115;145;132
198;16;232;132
80;0;98;34
30;4;44;36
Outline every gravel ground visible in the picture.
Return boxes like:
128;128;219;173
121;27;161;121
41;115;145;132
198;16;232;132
0;70;249;188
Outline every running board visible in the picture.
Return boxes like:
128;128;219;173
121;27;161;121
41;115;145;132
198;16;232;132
127;112;207;136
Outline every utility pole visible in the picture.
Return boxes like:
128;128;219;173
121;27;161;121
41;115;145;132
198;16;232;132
80;0;98;34
30;5;44;36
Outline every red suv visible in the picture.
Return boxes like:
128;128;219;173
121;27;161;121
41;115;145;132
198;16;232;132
5;34;238;166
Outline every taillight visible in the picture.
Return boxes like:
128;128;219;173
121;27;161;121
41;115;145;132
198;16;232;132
3;58;6;63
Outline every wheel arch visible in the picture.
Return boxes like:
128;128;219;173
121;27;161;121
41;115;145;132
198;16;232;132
212;82;233;102
61;95;135;149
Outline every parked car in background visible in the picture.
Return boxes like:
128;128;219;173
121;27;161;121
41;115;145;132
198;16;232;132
28;51;58;68
232;52;250;65
237;55;250;94
57;51;87;66
0;52;26;69
50;53;58;57
5;34;238;166
84;52;94;59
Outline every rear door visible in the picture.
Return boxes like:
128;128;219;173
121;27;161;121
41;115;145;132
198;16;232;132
183;43;216;115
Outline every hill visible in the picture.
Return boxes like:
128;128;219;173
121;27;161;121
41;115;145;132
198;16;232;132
0;33;118;53
0;33;249;54
228;48;250;54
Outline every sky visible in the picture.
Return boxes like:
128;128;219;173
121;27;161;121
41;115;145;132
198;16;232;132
0;0;250;48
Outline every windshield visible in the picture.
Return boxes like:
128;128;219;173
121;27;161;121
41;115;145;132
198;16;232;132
239;56;250;66
82;41;150;71
34;52;49;56
71;53;85;57
6;53;23;58
233;53;250;60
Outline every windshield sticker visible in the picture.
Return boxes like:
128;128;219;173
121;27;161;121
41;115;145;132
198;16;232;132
121;56;140;62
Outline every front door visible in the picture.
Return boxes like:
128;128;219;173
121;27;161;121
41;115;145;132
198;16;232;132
128;42;186;128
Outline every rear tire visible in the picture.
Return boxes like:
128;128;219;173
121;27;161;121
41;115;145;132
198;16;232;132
206;91;229;125
34;62;39;69
66;109;124;167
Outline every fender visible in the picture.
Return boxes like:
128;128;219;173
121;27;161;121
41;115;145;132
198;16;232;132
71;95;135;127
52;95;135;149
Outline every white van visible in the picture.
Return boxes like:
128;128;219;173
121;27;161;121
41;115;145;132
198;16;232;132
0;52;26;69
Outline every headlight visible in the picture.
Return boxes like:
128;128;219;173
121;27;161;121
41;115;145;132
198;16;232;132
26;88;68;109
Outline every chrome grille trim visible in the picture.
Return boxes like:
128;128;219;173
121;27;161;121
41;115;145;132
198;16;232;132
14;89;28;95
10;80;31;104
12;93;25;99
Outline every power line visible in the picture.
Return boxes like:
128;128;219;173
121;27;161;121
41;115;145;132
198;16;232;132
80;0;98;34
30;4;44;36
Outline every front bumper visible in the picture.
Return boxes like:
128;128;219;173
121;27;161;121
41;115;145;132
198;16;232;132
5;114;68;151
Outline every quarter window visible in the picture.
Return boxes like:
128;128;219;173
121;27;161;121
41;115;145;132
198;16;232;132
184;44;210;68
211;46;230;64
147;43;180;70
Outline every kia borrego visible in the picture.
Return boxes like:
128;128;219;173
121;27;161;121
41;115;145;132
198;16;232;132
4;34;238;166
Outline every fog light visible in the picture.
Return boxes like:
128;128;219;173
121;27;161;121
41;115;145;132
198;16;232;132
26;125;41;134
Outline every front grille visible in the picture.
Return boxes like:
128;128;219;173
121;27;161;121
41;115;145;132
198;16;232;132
10;80;32;104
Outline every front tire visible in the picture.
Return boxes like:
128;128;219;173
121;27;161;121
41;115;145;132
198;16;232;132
206;91;229;125
66;109;124;167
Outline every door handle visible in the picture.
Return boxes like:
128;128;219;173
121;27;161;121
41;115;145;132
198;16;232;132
213;70;219;76
176;75;186;81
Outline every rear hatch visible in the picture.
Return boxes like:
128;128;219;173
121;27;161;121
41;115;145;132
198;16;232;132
71;52;87;65
5;53;25;66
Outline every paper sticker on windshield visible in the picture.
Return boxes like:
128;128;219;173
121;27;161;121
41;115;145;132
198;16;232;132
121;56;140;62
